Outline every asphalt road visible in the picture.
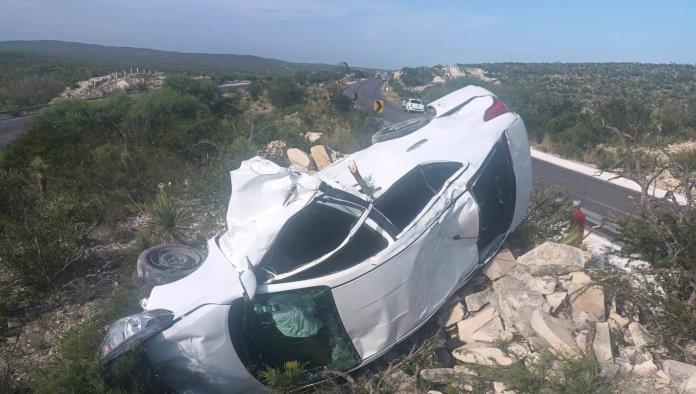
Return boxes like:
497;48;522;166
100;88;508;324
0;116;32;147
346;79;642;235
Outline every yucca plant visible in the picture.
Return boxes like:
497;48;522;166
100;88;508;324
29;156;48;194
145;191;190;244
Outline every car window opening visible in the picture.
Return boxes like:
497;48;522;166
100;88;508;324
231;287;360;383
374;162;463;231
256;199;387;282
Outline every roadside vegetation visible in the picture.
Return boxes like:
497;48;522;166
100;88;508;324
0;70;379;392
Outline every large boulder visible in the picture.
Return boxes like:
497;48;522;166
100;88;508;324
484;249;516;280
530;308;578;354
516;241;590;276
680;374;696;394
627;322;654;349
663;360;696;385
492;275;549;337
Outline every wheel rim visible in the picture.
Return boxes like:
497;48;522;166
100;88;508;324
148;245;202;271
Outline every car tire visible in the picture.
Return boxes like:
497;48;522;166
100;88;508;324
371;117;431;144
136;244;204;286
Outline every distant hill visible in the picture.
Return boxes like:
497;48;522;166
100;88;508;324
0;40;340;76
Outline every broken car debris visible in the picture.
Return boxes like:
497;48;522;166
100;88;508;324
99;86;533;393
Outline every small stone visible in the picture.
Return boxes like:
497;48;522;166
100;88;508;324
493;381;515;394
427;391;443;394
570;284;605;322
464;289;491;313
655;370;671;389
627;322;654;349
304;131;323;144
310;145;332;169
452;342;515;366
453;365;478;376
632;359;658;376
516;241;590;276
439;302;466;328
419;368;456;384
663;360;696;385
484;249;516;280
472;316;509;342
567;271;592;293
530;308;578;354
619;346;652;364
573;310;599;330
592;322;613;366
286;147;311;168
545;292;567;313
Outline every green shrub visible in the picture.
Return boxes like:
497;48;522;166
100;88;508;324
145;191;191;244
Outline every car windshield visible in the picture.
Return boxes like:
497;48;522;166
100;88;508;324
412;99;422;104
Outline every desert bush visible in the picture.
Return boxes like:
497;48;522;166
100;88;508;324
267;77;305;108
0;194;94;292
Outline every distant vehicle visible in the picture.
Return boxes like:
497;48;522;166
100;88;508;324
401;98;425;112
99;86;532;393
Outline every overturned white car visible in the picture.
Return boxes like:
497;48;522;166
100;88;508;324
99;86;532;393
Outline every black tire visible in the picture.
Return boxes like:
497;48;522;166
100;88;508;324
371;117;430;144
136;244;204;286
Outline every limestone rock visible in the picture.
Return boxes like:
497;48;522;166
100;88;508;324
287;148;312;169
516;241;590;276
619;346;652;364
567;271;592;293
573;310;600;331
533;276;557;295
304;131;323;144
452;342;515;366
530;308;578;354
608;312;630;329
439;302;467;328
492;276;548;337
664;360;696;385
570;284;606;322
457;305;505;343
310;145;332;169
493;381;516;394
592;322;613;366
419;368;456;385
628;322;654;349
546;292;567;313
464;289;491;313
679;374;696;394
389;370;419;393
484;249;516;280
632;359;658;376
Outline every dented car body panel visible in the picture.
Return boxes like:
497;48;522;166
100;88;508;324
107;86;532;393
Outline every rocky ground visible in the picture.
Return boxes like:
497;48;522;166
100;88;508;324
392;241;696;393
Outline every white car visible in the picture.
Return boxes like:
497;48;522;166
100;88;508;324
99;86;532;393
401;98;425;112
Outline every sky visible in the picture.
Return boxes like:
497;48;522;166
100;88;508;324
1;0;695;69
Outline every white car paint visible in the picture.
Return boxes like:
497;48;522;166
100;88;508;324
129;85;532;393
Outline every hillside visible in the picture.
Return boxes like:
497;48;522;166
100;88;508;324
0;40;340;76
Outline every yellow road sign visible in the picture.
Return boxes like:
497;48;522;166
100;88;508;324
373;100;384;113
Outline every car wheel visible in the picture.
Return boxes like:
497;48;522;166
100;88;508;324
136;244;204;286
372;117;431;143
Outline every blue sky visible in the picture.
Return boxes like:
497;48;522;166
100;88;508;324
1;0;695;68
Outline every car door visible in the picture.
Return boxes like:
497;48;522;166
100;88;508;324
331;162;480;360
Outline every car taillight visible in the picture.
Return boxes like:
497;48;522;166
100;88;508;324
483;97;510;121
